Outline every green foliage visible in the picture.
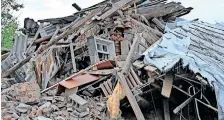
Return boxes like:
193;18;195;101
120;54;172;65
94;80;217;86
1;0;23;48
1;23;17;48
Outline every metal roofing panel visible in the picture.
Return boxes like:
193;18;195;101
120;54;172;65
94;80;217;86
59;73;99;89
143;20;224;119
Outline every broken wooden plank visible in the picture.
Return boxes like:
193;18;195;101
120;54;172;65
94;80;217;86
161;72;174;98
118;72;145;120
78;76;109;92
117;33;145;120
152;17;165;31
163;99;171;120
133;60;144;69
126;77;134;89
173;90;200;114
41;60;112;93
104;81;112;95
130;17;163;37
99;0;132;20
68;33;77;73
130;67;142;85
144;65;157;72
1;52;10;60
128;73;138;87
122;33;140;74
100;84;109;96
2;56;32;78
158;77;218;112
37;8;101;54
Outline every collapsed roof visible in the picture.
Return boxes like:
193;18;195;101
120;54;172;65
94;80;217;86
143;19;224;119
1;0;223;120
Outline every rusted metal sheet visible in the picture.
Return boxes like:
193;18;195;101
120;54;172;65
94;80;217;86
59;73;99;89
35;48;60;89
96;61;114;69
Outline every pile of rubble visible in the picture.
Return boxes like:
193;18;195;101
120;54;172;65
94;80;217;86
2;82;108;120
1;0;224;120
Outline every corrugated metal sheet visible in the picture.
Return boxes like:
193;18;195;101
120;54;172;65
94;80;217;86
36;48;60;89
143;20;224;119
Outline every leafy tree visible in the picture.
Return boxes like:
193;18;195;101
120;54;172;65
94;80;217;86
1;0;23;48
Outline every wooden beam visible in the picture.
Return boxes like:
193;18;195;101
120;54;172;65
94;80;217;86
158;77;218;112
1;52;10;60
130;17;163;37
99;0;132;20
163;99;171;120
118;33;145;120
173;90;200;114
36;8;100;54
118;73;145;120
122;33;140;74
152;17;165;31
68;33;77;73
2;56;32;78
161;72;174;98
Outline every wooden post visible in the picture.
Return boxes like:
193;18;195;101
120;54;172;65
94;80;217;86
118;33;145;120
163;99;171;120
161;72;174;98
68;33;77;73
122;33;140;74
118;73;145;120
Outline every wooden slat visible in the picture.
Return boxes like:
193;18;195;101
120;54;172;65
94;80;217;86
130;67;142;85
128;73;138;87
100;84;109;96
104;82;112;95
118;73;145;120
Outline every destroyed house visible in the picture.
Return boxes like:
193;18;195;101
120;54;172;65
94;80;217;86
1;0;223;120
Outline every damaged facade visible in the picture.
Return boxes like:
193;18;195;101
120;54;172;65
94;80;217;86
1;0;223;120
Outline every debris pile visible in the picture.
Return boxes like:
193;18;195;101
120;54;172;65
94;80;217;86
2;82;108;119
1;0;223;119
